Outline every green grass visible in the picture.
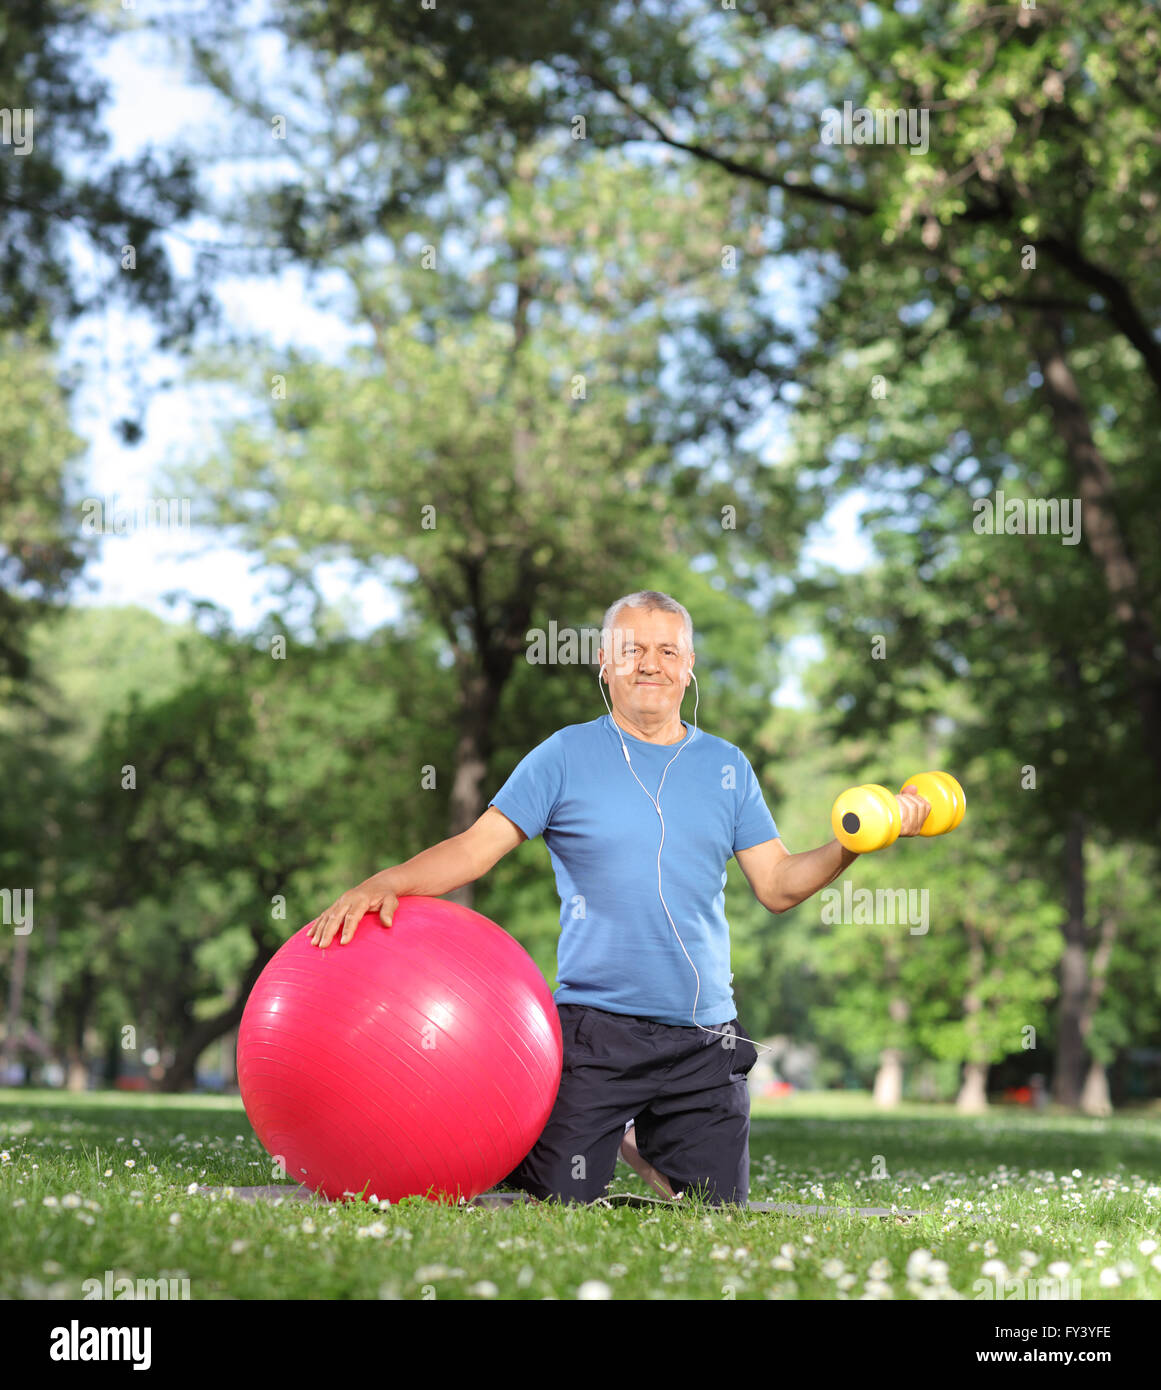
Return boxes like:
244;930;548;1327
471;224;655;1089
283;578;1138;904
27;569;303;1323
3;1087;1160;1300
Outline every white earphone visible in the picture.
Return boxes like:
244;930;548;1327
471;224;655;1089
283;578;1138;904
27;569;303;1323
596;657;757;1047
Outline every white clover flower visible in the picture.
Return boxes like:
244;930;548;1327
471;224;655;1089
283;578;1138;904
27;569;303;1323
576;1280;612;1300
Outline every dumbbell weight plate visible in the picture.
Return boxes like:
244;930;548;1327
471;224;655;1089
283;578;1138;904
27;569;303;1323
831;782;902;854
932;771;966;830
862;784;902;846
900;771;959;837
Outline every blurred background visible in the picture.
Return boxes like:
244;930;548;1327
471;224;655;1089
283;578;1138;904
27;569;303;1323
1;0;1158;1113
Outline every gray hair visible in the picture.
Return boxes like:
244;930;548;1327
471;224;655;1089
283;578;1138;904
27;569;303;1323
601;590;694;658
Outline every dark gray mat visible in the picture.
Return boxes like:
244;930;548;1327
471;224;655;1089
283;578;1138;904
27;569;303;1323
196;1184;933;1218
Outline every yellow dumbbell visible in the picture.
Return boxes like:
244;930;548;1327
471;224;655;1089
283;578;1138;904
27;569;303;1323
832;771;966;853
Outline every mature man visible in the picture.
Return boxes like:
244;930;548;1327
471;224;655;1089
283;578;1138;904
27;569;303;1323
308;589;930;1207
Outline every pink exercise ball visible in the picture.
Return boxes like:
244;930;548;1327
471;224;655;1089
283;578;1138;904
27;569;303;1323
237;896;563;1203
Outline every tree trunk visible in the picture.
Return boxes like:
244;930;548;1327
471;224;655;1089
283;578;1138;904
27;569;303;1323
64;976;92;1092
447;664;503;843
872;1048;904;1108
873;989;909;1107
65;1051;89;1092
1078;907;1118;1117
1079;1061;1112;1117
1053;811;1088;1107
104;1028;122;1088
957;918;989;1112
160;940;273;1092
1034;312;1161;800
221;1029;237;1088
2;930;30;1070
956;1060;989;1114
444;251;540;901
440;567;534;905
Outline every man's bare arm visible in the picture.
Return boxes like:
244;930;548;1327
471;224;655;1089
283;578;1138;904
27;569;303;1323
735;786;931;913
736;837;857;913
309;807;527;947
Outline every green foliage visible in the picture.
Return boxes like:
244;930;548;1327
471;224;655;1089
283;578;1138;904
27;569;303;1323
6;0;1160;1102
0;335;88;692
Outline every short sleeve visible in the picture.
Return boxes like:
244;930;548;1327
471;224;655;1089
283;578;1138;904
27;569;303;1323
733;752;778;852
488;733;565;842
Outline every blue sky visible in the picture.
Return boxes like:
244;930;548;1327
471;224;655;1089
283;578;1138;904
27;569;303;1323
64;9;873;700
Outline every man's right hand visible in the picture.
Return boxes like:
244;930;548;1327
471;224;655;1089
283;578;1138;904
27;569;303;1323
308;870;400;948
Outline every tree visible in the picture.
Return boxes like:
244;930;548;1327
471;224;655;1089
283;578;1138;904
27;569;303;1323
173;114;805;873
242;0;1160;797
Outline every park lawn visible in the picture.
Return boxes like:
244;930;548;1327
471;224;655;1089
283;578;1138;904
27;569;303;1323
2;1088;1159;1301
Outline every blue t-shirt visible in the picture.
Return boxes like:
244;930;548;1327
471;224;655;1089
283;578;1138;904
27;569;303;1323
488;715;778;1026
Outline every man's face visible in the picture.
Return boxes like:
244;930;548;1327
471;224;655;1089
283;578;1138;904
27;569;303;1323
600;607;693;723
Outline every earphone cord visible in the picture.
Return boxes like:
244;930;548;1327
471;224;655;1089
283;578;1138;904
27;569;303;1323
598;667;772;1056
